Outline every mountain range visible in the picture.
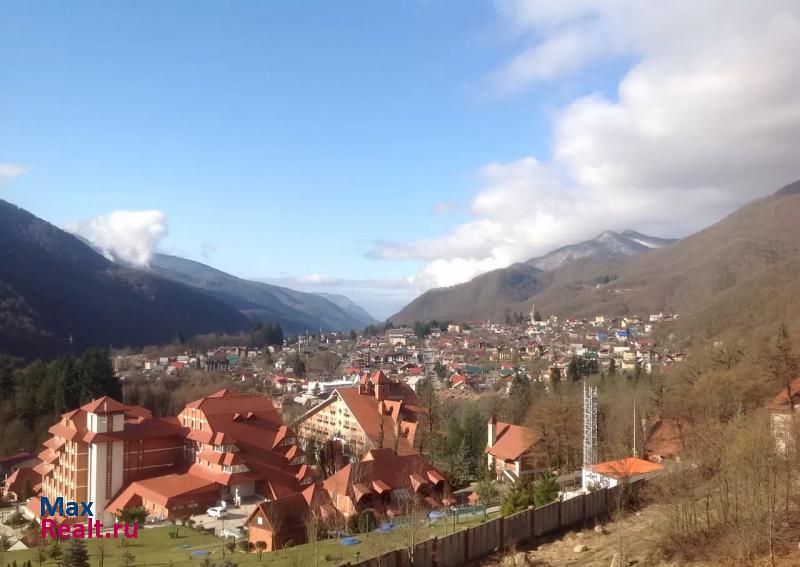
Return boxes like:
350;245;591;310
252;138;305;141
391;181;800;340
527;230;676;271
147;254;376;332
4;179;798;360
0;200;374;360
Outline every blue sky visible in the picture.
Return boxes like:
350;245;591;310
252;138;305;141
2;1;795;317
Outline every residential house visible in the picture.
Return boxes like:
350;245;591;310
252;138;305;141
246;483;339;552
486;417;542;483
768;377;800;453
246;493;309;552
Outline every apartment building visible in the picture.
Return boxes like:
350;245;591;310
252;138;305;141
29;397;184;524
293;370;427;457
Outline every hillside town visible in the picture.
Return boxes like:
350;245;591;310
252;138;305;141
0;306;779;554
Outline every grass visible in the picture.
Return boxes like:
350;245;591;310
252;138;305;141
0;513;497;567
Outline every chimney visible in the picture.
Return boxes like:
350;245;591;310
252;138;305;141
488;414;497;448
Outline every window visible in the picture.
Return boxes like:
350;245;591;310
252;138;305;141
257;516;263;525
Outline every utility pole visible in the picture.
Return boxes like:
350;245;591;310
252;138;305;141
632;401;637;458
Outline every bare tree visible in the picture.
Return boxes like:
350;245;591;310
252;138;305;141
255;541;266;562
95;535;107;567
305;511;321;567
376;414;385;449
398;493;430;566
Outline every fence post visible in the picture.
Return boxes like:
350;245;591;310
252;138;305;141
499;513;505;547
464;524;470;563
582;491;587;526
432;536;438;567
529;505;535;538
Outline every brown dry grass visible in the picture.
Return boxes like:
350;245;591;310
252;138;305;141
476;502;800;567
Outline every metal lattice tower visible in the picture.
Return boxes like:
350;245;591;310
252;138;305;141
583;381;598;467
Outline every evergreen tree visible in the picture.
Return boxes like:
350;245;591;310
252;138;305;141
265;323;284;347
288;352;306;377
63;539;89;567
0;355;13;400
454;437;472;484
77;347;120;403
506;374;532;424
532;470;559;507
48;543;63;561
567;356;580;382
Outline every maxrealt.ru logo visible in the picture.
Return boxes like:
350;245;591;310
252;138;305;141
40;497;138;540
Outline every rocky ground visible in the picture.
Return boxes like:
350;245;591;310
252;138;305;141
478;504;800;567
478;505;687;567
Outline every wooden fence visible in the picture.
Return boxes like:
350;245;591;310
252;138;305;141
346;479;646;567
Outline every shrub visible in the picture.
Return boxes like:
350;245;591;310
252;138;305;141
4;511;25;526
357;509;377;533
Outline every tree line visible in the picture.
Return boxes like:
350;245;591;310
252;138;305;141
0;347;120;457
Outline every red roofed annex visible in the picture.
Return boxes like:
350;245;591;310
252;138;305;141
322;448;452;518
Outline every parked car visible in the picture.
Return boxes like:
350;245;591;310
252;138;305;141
206;506;227;519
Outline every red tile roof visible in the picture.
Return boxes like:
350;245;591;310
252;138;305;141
323;448;447;503
486;420;541;461
3;466;40;498
767;377;800;412
106;473;217;513
0;452;37;467
589;457;664;479
81;396;129;414
246;493;309;532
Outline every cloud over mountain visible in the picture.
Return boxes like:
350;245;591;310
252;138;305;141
371;0;800;290
66;210;168;266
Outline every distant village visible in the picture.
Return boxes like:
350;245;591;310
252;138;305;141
113;306;686;399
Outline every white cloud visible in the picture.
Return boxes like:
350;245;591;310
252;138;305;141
299;273;328;284
66;210;168;267
488;17;624;96
372;0;800;290
0;163;30;182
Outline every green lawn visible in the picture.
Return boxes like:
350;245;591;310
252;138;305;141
1;513;497;567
